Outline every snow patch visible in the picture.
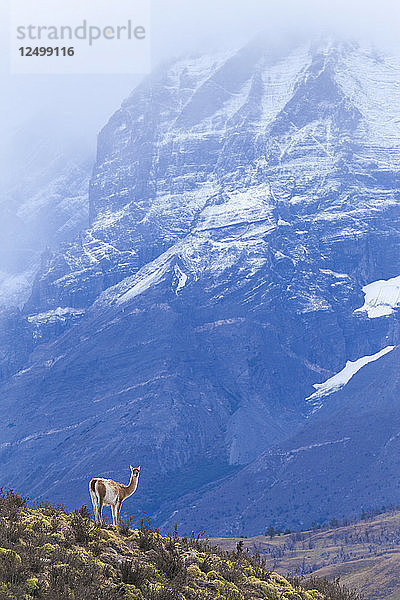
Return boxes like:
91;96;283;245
117;263;169;304
307;345;395;409
300;295;330;313
319;269;350;279
174;264;188;294
98;243;179;306
274;250;289;261
355;275;400;318
195;318;245;332
195;185;274;232
28;307;85;325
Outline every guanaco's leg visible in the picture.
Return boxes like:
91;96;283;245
90;492;98;522
98;497;104;524
116;500;122;525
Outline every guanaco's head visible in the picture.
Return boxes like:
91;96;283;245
130;465;141;477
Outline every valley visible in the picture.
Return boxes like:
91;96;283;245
213;509;400;600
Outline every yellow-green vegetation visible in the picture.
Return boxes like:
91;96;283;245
0;488;359;600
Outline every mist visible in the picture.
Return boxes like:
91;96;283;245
0;0;399;301
1;0;400;147
1;0;399;171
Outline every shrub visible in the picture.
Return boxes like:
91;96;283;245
155;547;187;583
142;583;181;600
70;505;93;545
289;576;363;600
0;489;29;519
187;564;203;578
26;576;41;596
119;515;135;537
119;559;152;586
0;548;23;585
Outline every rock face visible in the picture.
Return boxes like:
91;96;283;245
0;38;399;535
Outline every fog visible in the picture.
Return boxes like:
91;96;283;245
0;0;399;294
1;0;400;156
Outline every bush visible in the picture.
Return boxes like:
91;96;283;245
155;547;187;583
119;559;152;586
0;489;29;518
289;575;363;600
70;505;93;545
136;514;161;551
142;583;181;600
0;548;23;585
119;515;135;537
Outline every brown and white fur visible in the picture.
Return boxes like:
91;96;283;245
89;466;140;525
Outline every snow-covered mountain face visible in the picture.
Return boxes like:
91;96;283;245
0;38;399;534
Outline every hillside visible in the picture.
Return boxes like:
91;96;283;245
0;488;358;600
212;509;400;600
161;345;400;535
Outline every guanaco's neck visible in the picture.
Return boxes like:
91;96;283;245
122;472;139;498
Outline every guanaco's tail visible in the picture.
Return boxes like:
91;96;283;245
89;478;99;520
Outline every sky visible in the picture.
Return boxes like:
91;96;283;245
1;0;400;182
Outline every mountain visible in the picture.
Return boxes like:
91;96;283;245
0;38;399;536
161;347;400;535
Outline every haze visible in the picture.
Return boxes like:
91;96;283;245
0;0;399;232
1;0;399;169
